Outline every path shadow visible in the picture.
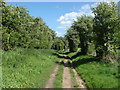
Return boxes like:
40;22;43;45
70;52;82;60
55;61;64;65
55;60;71;68
53;51;98;68
58;55;71;59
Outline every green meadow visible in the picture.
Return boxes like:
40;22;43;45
2;48;59;88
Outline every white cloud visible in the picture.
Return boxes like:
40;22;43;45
60;12;81;21
81;4;90;10
56;31;61;35
57;0;117;30
57;3;97;30
61;21;72;24
57;12;80;22
58;24;71;29
56;0;119;36
57;16;64;21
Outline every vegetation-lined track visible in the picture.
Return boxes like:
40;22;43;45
70;60;87;88
53;52;87;88
1;1;119;89
57;50;119;88
45;52;88;88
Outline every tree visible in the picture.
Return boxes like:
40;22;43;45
71;15;93;55
66;28;79;52
2;2;56;50
52;37;65;50
91;2;119;60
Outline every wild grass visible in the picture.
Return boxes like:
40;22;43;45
57;50;68;54
2;48;59;88
67;59;79;88
54;60;64;88
72;55;119;88
0;50;2;89
0;67;1;89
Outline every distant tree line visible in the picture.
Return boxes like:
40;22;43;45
66;2;120;61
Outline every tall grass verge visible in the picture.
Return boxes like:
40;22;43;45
72;55;118;88
54;60;64;88
2;48;59;88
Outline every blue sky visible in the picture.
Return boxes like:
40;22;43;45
119;1;120;14
6;0;120;36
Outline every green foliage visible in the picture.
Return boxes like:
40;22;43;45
67;51;78;58
66;1;119;62
66;15;93;54
66;28;79;52
87;43;96;56
63;36;69;50
2;2;56;50
52;37;65;50
91;2;119;59
113;17;120;49
72;15;93;55
2;48;59;88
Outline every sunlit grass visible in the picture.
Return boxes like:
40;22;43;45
67;59;79;88
2;48;59;88
72;55;118;88
54;60;64;88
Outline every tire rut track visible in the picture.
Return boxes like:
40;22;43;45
70;60;87;89
62;59;74;88
45;59;62;88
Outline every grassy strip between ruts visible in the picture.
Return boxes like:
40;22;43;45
2;48;59;88
68;59;79;88
54;59;64;88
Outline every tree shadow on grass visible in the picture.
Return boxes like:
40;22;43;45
56;51;71;54
62;51;71;54
72;56;97;68
53;51;98;68
55;60;71;68
70;52;82;59
58;55;71;59
53;52;71;59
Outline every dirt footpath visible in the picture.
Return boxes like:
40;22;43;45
45;58;87;89
71;61;87;89
45;59;62;88
62;59;74;88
